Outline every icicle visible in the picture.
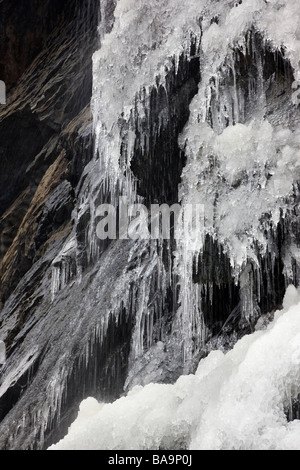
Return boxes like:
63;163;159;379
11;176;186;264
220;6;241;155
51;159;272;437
230;54;240;125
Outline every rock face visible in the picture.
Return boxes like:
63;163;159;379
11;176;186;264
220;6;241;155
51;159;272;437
0;0;101;447
0;0;299;451
0;0;100;305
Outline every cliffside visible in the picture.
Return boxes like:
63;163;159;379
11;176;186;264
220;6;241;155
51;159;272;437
0;0;299;451
0;0;107;448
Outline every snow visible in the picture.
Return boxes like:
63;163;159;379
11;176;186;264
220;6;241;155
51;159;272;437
49;285;300;450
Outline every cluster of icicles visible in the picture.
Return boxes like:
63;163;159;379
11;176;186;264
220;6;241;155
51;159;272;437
48;0;300;442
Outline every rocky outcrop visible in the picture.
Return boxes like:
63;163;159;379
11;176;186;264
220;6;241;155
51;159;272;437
0;0;103;91
0;0;98;441
0;0;101;307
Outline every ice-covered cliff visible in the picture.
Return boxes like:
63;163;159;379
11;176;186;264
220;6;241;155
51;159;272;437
0;0;300;450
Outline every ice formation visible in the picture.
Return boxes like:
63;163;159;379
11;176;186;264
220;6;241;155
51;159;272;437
50;285;300;450
49;0;300;350
45;0;300;449
54;0;300;273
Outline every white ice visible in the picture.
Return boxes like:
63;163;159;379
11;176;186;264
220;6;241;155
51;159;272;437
56;0;300;288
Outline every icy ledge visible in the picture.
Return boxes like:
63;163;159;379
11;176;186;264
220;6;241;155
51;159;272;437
49;285;300;451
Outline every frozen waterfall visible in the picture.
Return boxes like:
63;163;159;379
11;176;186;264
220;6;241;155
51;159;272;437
1;0;300;451
48;0;300;451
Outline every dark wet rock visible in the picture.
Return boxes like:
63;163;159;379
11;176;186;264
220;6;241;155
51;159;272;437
0;0;101;305
131;44;201;205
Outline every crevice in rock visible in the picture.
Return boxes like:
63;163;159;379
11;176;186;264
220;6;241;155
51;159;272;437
131;40;201;206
